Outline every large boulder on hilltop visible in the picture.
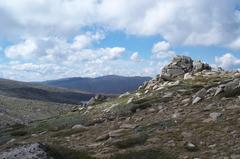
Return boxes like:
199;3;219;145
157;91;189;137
139;55;213;91
161;55;211;80
161;56;193;79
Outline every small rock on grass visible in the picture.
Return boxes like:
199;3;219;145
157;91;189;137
192;97;202;105
72;124;88;131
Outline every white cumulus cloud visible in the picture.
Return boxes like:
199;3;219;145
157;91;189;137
130;52;141;61
152;41;176;59
215;53;240;70
0;0;240;48
5;39;37;59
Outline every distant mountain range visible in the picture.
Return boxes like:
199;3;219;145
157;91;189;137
42;75;152;94
0;78;94;104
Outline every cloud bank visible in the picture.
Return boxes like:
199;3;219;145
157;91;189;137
1;0;240;81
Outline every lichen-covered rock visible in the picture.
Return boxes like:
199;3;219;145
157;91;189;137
161;55;211;81
161;56;193;79
0;143;48;159
193;60;211;72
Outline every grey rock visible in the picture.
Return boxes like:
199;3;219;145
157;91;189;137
194;88;207;98
109;129;130;138
184;73;194;80
162;92;174;98
0;143;48;159
209;112;222;121
96;133;110;142
127;97;134;104
120;123;138;129
185;142;198;151
215;86;224;96
224;79;240;92
161;55;211;81
87;97;96;106
181;98;191;104
193;60;211;72
203;104;214;111
72;124;88;131
87;94;107;106
192;97;202;105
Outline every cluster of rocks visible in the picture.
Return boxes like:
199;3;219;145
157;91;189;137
191;78;240;105
138;56;212;93
161;55;211;80
136;55;240;106
87;94;108;106
96;123;138;142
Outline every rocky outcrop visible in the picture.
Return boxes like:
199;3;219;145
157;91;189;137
138;55;213;93
161;55;211;80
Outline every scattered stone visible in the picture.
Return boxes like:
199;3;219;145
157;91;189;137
104;104;119;113
87;97;96;106
109;129;130;138
148;108;157;113
192;97;202;105
120;123;138;129
184;73;194;80
208;144;216;148
135;92;141;97
87;106;93;110
184;142;198;151
152;85;159;90
144;90;150;94
6;138;15;144
72;124;88;131
209;112;222;121
182;98;191;104
127;98;134;104
96;133;110;142
168;80;180;86
203;104;214;111
172;112;180;119
87;94;107;106
202;118;213;123
234;72;240;78
194;88;207;98
162;92;174;98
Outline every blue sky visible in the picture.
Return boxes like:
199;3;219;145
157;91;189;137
1;0;240;81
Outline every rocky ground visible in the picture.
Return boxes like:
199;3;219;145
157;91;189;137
1;56;240;159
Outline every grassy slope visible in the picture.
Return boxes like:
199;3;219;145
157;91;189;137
1;73;239;158
0;95;73;128
0;78;95;104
